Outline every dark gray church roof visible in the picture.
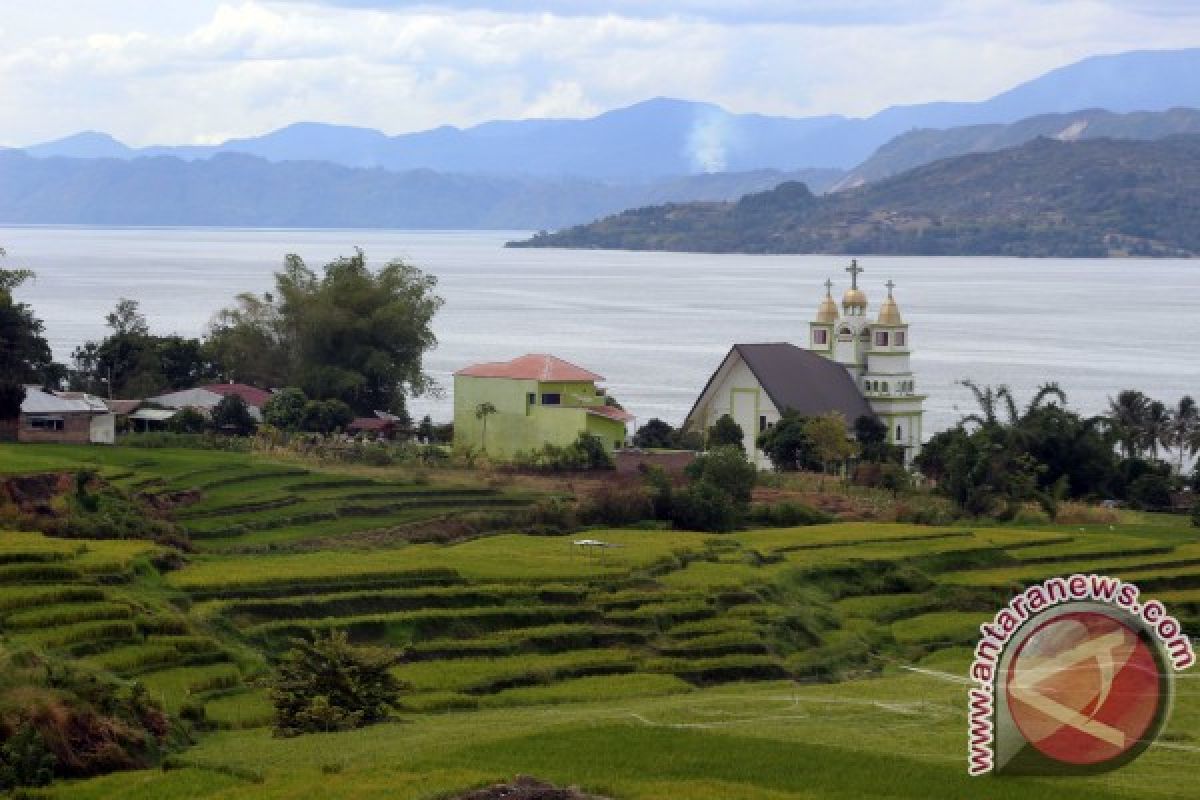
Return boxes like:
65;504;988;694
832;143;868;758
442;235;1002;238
687;343;874;427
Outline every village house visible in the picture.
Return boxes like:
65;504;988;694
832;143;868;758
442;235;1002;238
685;260;925;467
146;383;272;420
17;388;115;445
453;354;632;460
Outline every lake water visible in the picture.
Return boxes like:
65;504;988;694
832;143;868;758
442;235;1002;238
2;226;1198;436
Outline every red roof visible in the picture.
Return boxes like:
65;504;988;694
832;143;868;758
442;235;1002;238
200;383;273;408
454;354;603;382
348;417;395;431
585;405;634;423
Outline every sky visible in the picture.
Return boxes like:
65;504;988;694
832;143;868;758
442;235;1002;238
2;1;1199;147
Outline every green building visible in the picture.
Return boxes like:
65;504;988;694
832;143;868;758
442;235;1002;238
453;354;633;460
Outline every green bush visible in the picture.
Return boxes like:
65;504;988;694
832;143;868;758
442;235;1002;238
1127;473;1173;510
0;724;55;790
745;502;832;527
514;433;613;472
706;414;744;451
168;408;208;434
685;446;756;504
580;486;653;526
670;481;738;533
270;630;402;737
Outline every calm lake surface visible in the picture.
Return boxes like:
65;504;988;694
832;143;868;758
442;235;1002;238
3;226;1198;436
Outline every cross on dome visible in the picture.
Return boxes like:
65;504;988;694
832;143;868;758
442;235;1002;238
885;279;896;297
824;278;834;295
845;259;864;289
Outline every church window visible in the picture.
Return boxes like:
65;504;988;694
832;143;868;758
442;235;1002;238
838;327;852;341
759;415;767;433
541;393;561;405
895;331;906;347
875;331;889;347
859;329;870;340
896;425;903;441
882;382;889;393
812;328;828;345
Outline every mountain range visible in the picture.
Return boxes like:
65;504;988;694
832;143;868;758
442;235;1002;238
509;136;1200;258
20;48;1200;178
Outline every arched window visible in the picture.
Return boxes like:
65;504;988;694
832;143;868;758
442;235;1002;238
896;425;904;441
838;327;853;341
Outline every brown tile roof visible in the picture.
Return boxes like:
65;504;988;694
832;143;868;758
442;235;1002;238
200;383;273;408
454;354;603;382
348;417;395;431
585;405;634;423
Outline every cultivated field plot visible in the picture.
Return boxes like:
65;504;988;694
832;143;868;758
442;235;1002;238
1;445;1197;799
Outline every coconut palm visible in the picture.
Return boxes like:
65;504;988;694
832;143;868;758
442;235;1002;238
1025;382;1067;416
1143;400;1172;460
959;380;1015;428
1167;395;1199;474
474;401;497;453
1106;390;1150;459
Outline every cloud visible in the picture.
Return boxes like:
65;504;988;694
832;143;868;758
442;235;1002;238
0;0;1198;149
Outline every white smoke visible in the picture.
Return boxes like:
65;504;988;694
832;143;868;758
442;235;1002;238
686;108;732;173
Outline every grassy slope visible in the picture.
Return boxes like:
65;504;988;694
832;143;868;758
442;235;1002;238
1;444;1197;799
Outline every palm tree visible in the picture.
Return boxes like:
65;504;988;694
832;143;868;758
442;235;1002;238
474;402;497;453
959;380;1014;428
1106;390;1150;459
1025;382;1067;416
1143;400;1172;461
1167;395;1199;474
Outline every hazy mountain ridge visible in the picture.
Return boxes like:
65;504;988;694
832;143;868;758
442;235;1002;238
834;107;1200;188
22;48;1200;177
509;135;1200;257
0;150;841;229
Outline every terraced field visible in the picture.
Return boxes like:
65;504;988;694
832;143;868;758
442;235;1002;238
1;444;1197;799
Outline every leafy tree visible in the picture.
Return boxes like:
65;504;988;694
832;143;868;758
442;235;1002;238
301;399;354;434
1106;389;1150;458
0;383;25;420
0;256;60;401
756;411;816;471
805;413;858;474
685;445;756;504
853;415;891;462
475;401;497;453
633;417;676;449
1126;473;1173;511
210;394;257;435
573;432;614;470
212;251;442;415
262;388;309;430
1143;400;1172;460
707;413;744;452
270;630;401;737
417;415;435;443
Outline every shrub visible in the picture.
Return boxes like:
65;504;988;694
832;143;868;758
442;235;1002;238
1127;473;1173;511
168;408;208;435
300;399;354;434
641;465;674;520
745;501;832;527
633;418;675;449
262;388;308;430
210;394;257;436
580;486;653;526
270;631;402;737
707;414;744;451
670;481;738;532
514;433;613;472
685;446;756;504
0;724;55;790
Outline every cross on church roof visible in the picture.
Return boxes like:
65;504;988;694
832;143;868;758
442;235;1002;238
824;278;834;295
845;259;863;289
885;279;896;296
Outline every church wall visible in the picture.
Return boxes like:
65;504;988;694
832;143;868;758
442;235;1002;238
693;355;780;468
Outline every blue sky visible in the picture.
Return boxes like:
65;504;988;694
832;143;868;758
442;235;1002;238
2;1;1199;147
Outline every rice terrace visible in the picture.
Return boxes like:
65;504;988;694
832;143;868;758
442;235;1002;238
0;443;1196;799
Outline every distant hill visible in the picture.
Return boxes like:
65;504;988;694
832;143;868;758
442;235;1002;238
835;107;1200;189
508;136;1200;257
0;150;841;229
24;48;1200;176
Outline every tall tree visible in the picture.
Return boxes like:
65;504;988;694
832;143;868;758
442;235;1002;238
0;249;60;406
1143;400;1172;460
209;251;442;414
1106;390;1150;458
1167;396;1199;474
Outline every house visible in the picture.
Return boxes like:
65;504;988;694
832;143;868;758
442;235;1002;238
18;388;115;444
146;383;272;420
453;354;633;460
348;412;405;440
684;261;925;467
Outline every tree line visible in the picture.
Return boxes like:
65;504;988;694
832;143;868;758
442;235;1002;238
1;247;443;427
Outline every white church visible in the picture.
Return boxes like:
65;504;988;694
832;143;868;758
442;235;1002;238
683;260;925;466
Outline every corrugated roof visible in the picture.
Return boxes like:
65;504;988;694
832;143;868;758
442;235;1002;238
199;383;273;408
54;391;110;412
130;409;180;422
455;354;603;382
148;387;223;409
21;388;94;414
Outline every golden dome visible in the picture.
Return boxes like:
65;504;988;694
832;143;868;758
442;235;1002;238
876;280;903;325
842;288;868;309
816;279;839;323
